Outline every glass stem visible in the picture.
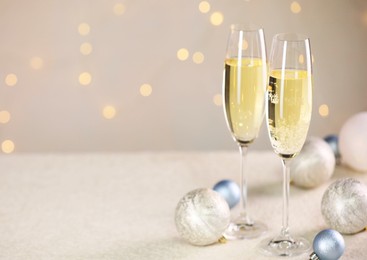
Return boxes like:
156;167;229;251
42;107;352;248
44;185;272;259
281;158;291;237
239;144;253;225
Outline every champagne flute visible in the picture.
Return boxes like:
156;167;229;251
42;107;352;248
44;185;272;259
259;33;313;256
222;24;267;239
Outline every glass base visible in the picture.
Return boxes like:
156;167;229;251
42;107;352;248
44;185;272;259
258;235;311;257
224;215;267;240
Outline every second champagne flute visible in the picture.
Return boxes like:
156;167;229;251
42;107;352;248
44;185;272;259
222;24;267;239
259;33;313;256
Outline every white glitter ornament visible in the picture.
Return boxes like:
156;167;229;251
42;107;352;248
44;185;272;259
339;112;367;172
175;188;230;246
290;137;335;188
321;178;367;234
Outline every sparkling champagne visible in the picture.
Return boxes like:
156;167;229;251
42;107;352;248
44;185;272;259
224;58;266;144
267;70;312;158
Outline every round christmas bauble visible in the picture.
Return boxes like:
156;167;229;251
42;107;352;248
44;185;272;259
290;137;335;188
321;178;367;234
339;112;367;172
213;179;240;209
312;229;345;260
324;134;340;160
175;188;230;246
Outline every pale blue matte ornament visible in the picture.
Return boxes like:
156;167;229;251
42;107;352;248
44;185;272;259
324;135;340;160
310;229;345;260
213;180;240;209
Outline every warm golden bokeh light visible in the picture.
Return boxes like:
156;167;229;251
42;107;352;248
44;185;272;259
290;1;301;14
2;140;14;154
362;11;367;26
319;104;329;117
298;54;304;64
192;52;204;64
0;111;11;124
80;42;93;55
242;40;248;50
199;1;210;14
5;73;17;86
103;105;117;119
213;94;223;106
177;48;189;61
30;57;44;70
79;72;92;86
210;12;224;26
312;55;315;63
78;23;90;36
140;84;152;97
113;3;126;15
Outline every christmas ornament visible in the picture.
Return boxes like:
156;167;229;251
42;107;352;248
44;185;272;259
339;112;367;172
321;178;367;234
213;179;240;209
175;188;231;246
309;229;345;260
324;134;340;160
290;137;335;188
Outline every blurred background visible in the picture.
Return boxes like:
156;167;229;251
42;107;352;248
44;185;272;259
0;0;366;153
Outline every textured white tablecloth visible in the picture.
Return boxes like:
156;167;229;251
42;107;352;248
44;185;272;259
0;151;366;260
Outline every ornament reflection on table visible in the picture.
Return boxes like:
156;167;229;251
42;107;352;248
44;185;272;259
339;112;367;172
213;180;240;209
291;137;335;189
309;229;345;260
321;178;367;234
175;188;230;246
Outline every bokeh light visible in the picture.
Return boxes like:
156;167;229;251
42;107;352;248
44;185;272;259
319;104;329;117
192;52;204;64
298;54;304;64
0;111;11;124
103;105;117;119
79;72;92;86
113;3;126;15
5;73;17;86
210;12;223;26
177;48;189;61
30;57;44;70
78;23;90;36
80;42;93;55
290;1;301;14
140;84;152;97
2;140;14;154
241;40;249;50
213;94;223;106
362;11;367;26
199;1;210;13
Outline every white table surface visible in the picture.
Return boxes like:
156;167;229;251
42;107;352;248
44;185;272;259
0;151;366;260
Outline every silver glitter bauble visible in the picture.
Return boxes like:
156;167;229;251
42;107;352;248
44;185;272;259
321;178;367;234
291;137;335;189
175;188;230;246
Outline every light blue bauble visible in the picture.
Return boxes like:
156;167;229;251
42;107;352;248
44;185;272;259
313;229;345;260
213;180;240;209
324;134;340;160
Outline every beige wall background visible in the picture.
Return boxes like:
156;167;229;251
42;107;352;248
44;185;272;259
0;0;366;153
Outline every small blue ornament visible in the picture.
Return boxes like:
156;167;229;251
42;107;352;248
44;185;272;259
324;135;340;160
310;229;345;260
213;180;240;209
